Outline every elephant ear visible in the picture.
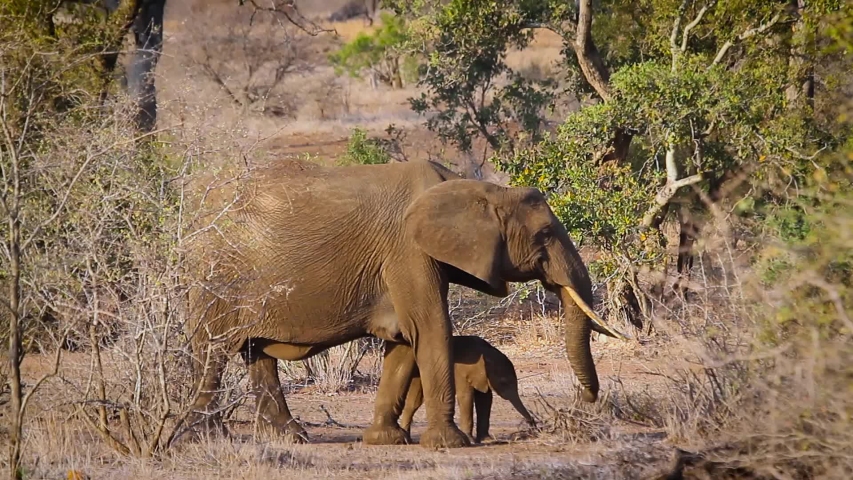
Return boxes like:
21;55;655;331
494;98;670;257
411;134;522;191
404;180;508;296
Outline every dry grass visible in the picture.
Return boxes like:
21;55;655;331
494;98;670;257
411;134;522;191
10;241;851;477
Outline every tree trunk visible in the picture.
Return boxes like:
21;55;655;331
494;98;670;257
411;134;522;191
568;0;633;163
675;204;698;294
127;0;166;132
7;185;23;480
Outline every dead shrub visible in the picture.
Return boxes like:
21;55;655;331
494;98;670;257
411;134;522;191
186;6;313;118
640;209;852;478
305;73;351;121
301;338;379;393
531;388;614;445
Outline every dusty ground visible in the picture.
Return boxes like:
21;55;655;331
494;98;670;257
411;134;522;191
16;336;680;480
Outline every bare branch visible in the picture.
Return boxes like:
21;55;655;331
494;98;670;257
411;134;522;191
665;143;680;182
670;0;691;59
199;59;245;108
681;3;713;52
146;322;172;455
77;406;132;455
642;136;705;228
242;0;334;36
671;1;715;70
18;332;66;417
521;21;575;39
711;11;784;67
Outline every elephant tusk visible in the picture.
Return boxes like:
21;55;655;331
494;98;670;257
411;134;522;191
562;286;630;341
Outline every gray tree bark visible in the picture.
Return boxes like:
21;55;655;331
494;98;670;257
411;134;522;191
99;0;166;132
127;0;166;132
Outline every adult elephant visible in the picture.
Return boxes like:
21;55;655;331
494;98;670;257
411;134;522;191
184;159;624;449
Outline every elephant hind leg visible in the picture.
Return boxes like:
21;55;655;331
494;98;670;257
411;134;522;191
177;342;229;445
243;348;308;443
473;389;493;443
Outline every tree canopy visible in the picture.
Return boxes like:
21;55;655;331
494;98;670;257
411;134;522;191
388;0;852;325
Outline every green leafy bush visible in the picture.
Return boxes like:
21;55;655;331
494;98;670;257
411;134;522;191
329;13;421;88
337;127;392;165
397;0;850;332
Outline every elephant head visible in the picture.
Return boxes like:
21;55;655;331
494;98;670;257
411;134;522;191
405;179;626;402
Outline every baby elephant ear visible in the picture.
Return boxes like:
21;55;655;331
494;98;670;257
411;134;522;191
404;180;507;295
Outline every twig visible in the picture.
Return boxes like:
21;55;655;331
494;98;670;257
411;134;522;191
302;404;360;429
18;332;66;417
21;125;173;251
166;343;218;448
242;0;334;36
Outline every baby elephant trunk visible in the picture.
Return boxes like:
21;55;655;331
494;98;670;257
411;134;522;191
507;391;536;428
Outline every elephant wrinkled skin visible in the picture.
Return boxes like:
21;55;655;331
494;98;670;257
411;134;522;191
184;159;622;449
400;335;537;443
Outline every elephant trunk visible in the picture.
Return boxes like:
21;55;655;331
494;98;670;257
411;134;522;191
559;287;599;403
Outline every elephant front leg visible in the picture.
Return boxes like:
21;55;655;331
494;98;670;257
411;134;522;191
377;276;469;448
410;325;470;448
364;342;415;445
243;350;308;444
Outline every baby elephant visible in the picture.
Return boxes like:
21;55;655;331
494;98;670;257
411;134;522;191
400;335;537;443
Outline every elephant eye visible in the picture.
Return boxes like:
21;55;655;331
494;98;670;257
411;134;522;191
537;227;553;241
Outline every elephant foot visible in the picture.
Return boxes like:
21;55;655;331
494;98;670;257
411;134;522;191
419;424;471;449
362;424;411;445
256;419;309;444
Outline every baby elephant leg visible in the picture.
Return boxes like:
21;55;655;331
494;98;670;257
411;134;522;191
456;383;476;442
400;373;424;435
473;389;493;443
